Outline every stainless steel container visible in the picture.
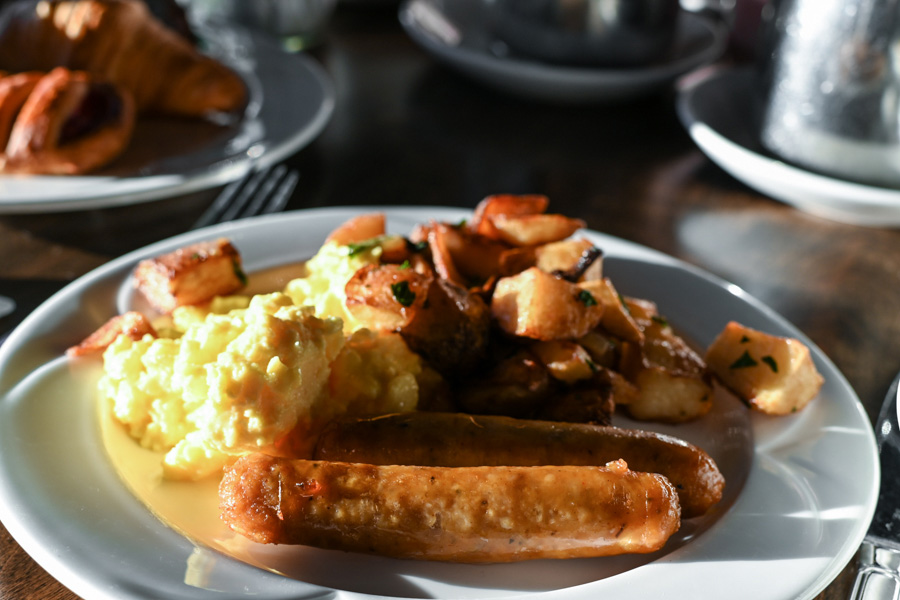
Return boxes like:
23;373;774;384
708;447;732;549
759;0;900;188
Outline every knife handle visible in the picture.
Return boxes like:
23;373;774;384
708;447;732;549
851;541;900;599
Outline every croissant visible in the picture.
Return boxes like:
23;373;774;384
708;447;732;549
0;67;135;174
0;0;247;118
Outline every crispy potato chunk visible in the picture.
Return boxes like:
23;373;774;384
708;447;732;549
620;298;712;423
529;340;595;384
490;214;586;247
706;321;823;415
66;311;156;357
326;213;386;245
491;268;604;341
344;263;432;331
592;278;643;345
469;194;549;238
534;238;602;281
133;238;246;314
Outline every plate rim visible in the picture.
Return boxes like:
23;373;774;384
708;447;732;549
0;205;879;600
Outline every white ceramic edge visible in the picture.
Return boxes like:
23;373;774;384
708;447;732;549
676;66;900;227
0;206;879;600
398;0;729;103
0;37;335;214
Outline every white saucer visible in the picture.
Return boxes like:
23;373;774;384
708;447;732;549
676;66;900;227
399;0;728;104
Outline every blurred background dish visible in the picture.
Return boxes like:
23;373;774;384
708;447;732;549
185;0;338;52
399;0;728;104
490;0;681;67
0;22;335;214
677;66;900;227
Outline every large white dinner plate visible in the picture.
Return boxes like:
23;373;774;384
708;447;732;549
677;66;900;227
0;207;877;600
399;0;728;104
0;22;334;214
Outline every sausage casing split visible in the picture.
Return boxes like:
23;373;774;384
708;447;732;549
219;455;681;563
312;412;723;518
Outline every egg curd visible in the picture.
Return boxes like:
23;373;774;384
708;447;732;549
100;241;427;480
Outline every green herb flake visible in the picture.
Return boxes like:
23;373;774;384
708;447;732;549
577;289;598;307
761;355;779;373
729;350;758;369
399;259;411;270
346;239;379;256
651;315;669;327
391;281;416;307
232;260;248;286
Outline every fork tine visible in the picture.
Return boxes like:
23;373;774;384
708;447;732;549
191;165;297;230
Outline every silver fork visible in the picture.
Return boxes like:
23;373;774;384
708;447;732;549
191;164;299;230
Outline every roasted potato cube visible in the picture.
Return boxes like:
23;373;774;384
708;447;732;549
469;194;549;238
325;213;386;245
133;238;246;314
491;267;604;341
626;367;714;423
705;321;824;415
489;214;586;247
619;297;712;422
592;279;643;344
344;263;432;331
533;238;602;280
66;311;156;357
529;340;595;383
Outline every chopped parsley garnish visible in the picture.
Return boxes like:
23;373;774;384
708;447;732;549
577;289;598;307
729;350;758;369
346;239;379;256
391;281;416;307
399;259;411;270
761;355;779;373
232;260;248;286
651;315;669;327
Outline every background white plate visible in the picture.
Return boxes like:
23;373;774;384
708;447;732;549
677;66;900;227
399;0;728;104
0;23;335;214
0;207;878;600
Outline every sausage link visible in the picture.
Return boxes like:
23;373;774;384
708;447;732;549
312;412;723;518
219;455;681;562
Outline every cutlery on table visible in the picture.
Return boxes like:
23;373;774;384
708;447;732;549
850;373;900;598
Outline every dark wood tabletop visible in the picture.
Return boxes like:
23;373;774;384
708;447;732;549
1;4;897;599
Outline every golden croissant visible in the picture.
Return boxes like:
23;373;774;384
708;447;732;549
0;0;247;118
0;67;136;174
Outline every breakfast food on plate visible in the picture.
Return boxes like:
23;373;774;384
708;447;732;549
219;456;681;561
133;238;247;314
0;67;135;174
69;195;826;562
705;321;824;415
0;0;247;117
312;412;724;518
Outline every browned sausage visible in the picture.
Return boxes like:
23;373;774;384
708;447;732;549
219;455;680;562
312;412;723;518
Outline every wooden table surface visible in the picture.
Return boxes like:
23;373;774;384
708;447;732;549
2;5;898;599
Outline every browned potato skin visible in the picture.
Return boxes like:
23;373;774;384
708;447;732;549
66;310;156;356
313;412;724;518
133;238;245;314
220;455;681;561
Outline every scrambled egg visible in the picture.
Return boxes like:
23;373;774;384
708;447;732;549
101;241;428;480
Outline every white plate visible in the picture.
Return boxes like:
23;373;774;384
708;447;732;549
0;22;335;214
677;66;900;227
0;207;878;600
399;0;728;104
